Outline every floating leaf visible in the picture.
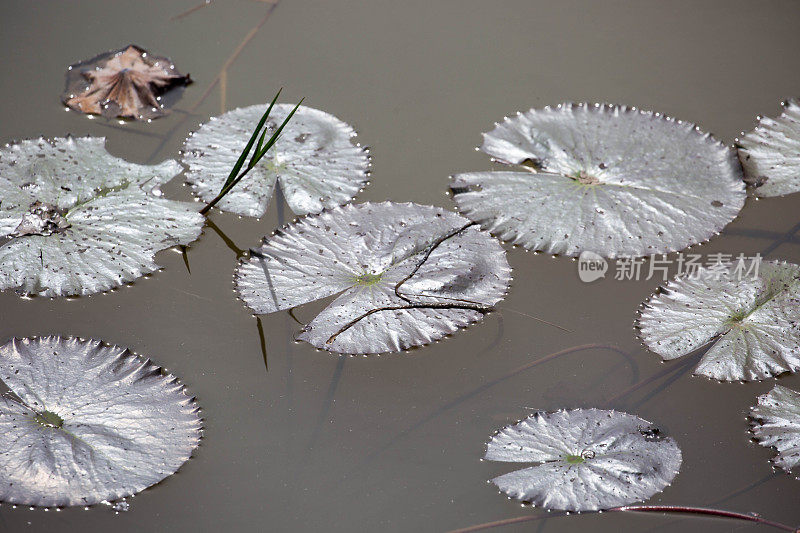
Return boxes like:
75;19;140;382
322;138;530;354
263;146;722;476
183;104;369;217
0;136;204;297
0;336;202;507
62;45;191;121
451;103;745;258
638;260;800;381
484;409;681;511
235;202;510;354
738;99;800;197
751;385;800;472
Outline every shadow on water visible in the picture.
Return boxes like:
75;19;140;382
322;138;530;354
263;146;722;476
145;1;282;164
180;245;191;274
206;218;246;258
256;316;268;372
358;343;638;471
727;227;800;247
604;351;704;408
760;219;800;257
631;355;702;410
306;355;347;453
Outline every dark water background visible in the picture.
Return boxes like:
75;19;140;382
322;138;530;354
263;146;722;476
1;1;800;531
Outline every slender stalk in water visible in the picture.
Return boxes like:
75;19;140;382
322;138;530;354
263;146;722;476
448;505;799;533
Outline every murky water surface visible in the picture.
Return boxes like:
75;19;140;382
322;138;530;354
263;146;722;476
1;1;800;531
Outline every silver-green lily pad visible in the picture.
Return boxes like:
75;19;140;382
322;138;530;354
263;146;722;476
0;336;202;507
451;103;745;258
0;137;204;297
182;104;370;217
751;385;800;473
235;202;511;354
638;260;800;381
484;409;682;511
738;99;800;197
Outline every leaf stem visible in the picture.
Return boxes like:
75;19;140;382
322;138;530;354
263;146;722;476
323;222;493;345
393;222;477;303
393;221;569;333
447;505;799;533
611;505;798;532
325;302;493;346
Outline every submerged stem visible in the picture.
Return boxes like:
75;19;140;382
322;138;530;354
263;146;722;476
603;351;701;406
447;505;799;533
612;505;798;532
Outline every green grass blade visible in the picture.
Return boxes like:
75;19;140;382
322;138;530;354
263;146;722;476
253;98;304;161
216;100;302;199
248;90;282;170
200;94;303;216
221;88;282;191
250;127;270;171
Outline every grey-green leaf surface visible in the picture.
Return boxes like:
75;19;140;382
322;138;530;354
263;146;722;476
235;202;511;354
751;385;800;472
182;104;370;217
0;137;204;297
451;103;745;258
484;409;682;511
738;99;800;197
0;336;202;507
638;260;800;381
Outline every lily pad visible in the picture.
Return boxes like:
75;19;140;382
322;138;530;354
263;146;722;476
738;99;800;197
235;202;511;354
182;104;370;217
451;103;745;258
0;336;202;507
62;45;191;121
638;260;800;381
484;409;682;511
0;136;204;297
751;385;800;472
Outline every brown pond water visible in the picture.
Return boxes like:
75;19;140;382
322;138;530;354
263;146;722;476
1;1;800;531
